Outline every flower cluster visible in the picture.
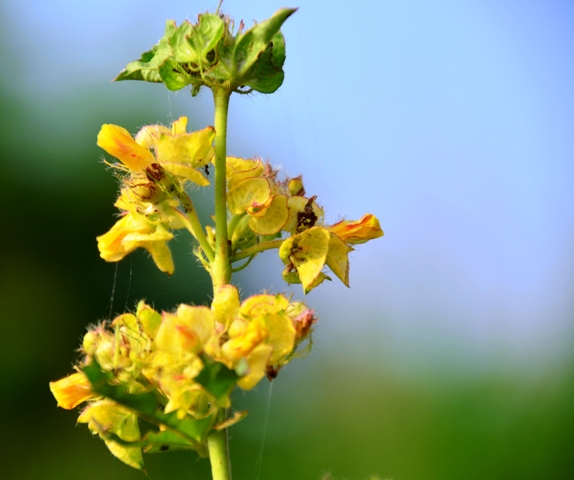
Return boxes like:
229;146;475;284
96;117;215;275
50;287;316;469
96;118;383;292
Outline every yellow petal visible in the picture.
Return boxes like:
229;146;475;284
227;177;271;215
155;126;215;167
97;124;155;171
280;227;331;294
237;344;273;390
171;116;188;135
239;293;290;317
49;372;94;409
155;306;214;354
134;124;171;149
143;235;175;275
226;156;265;189
257;313;296;365
325;233;354;287
78;400;143;470
162;162;210;187
212;285;240;329
249;194;289;235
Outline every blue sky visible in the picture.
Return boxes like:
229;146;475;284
5;0;574;374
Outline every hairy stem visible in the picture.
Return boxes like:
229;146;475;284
211;87;232;292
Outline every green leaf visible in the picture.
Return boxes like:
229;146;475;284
115;20;176;83
82;361;215;447
195;355;239;403
233;8;296;88
241;30;286;93
97;428;198;455
114;8;296;95
170;15;225;65
157;57;195;91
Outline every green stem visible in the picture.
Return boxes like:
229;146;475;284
176;191;215;262
227;212;246;240
211;87;232;292
208;86;233;480
230;238;284;263
207;428;232;480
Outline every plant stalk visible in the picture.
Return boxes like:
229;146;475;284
207;85;233;480
207;428;232;480
211;86;232;292
231;238;284;263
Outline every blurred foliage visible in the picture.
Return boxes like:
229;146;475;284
1;35;573;480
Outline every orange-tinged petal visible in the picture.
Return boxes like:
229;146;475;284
49;372;94;409
97;124;155;171
327;213;384;245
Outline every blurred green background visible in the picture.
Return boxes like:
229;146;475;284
2;1;573;479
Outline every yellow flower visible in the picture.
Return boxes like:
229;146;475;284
49;372;95;409
280;214;384;293
96;212;174;275
226;157;291;236
97;117;215;187
219;293;297;389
